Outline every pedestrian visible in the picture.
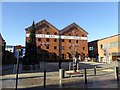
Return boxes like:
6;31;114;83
78;55;81;62
73;58;77;72
85;57;88;62
88;57;90;61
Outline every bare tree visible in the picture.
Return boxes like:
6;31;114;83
102;45;110;63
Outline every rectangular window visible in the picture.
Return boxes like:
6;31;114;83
82;40;84;43
38;38;41;41
101;44;103;49
76;40;78;43
54;46;57;50
46;38;49;42
83;47;85;50
46;46;49;49
62;46;64;50
62;39;64;42
54;39;57;42
69;40;71;42
110;41;120;48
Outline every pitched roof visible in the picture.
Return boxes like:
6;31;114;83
25;19;59;31
98;34;120;41
25;19;88;35
88;40;99;43
60;23;88;34
0;33;5;41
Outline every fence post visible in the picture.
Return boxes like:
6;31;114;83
43;70;46;88
85;68;87;84
69;62;71;71
94;65;96;76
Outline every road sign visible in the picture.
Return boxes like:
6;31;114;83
16;45;22;51
15;45;21;90
89;47;94;51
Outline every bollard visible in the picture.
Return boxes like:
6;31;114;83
59;79;62;88
94;65;96;76
59;69;64;79
85;68;87;84
43;70;46;88
59;69;64;87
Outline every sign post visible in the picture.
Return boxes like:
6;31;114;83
15;45;21;90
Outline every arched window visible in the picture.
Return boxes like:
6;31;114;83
76;34;78;36
76;40;78;43
54;32;57;35
46;25;49;28
82;34;84;37
69;34;71;36
38;31;41;34
69;40;71;42
46;32;50;35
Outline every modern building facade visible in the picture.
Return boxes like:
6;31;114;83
25;19;88;61
98;34;120;63
88;40;99;61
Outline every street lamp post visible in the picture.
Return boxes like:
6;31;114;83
15;45;21;90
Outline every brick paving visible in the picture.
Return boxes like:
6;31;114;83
1;62;120;89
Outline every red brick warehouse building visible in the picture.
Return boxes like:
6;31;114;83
25;19;88;61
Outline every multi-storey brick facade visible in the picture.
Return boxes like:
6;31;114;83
25;20;88;61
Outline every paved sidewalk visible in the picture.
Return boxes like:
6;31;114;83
1;69;120;89
1;62;120;89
